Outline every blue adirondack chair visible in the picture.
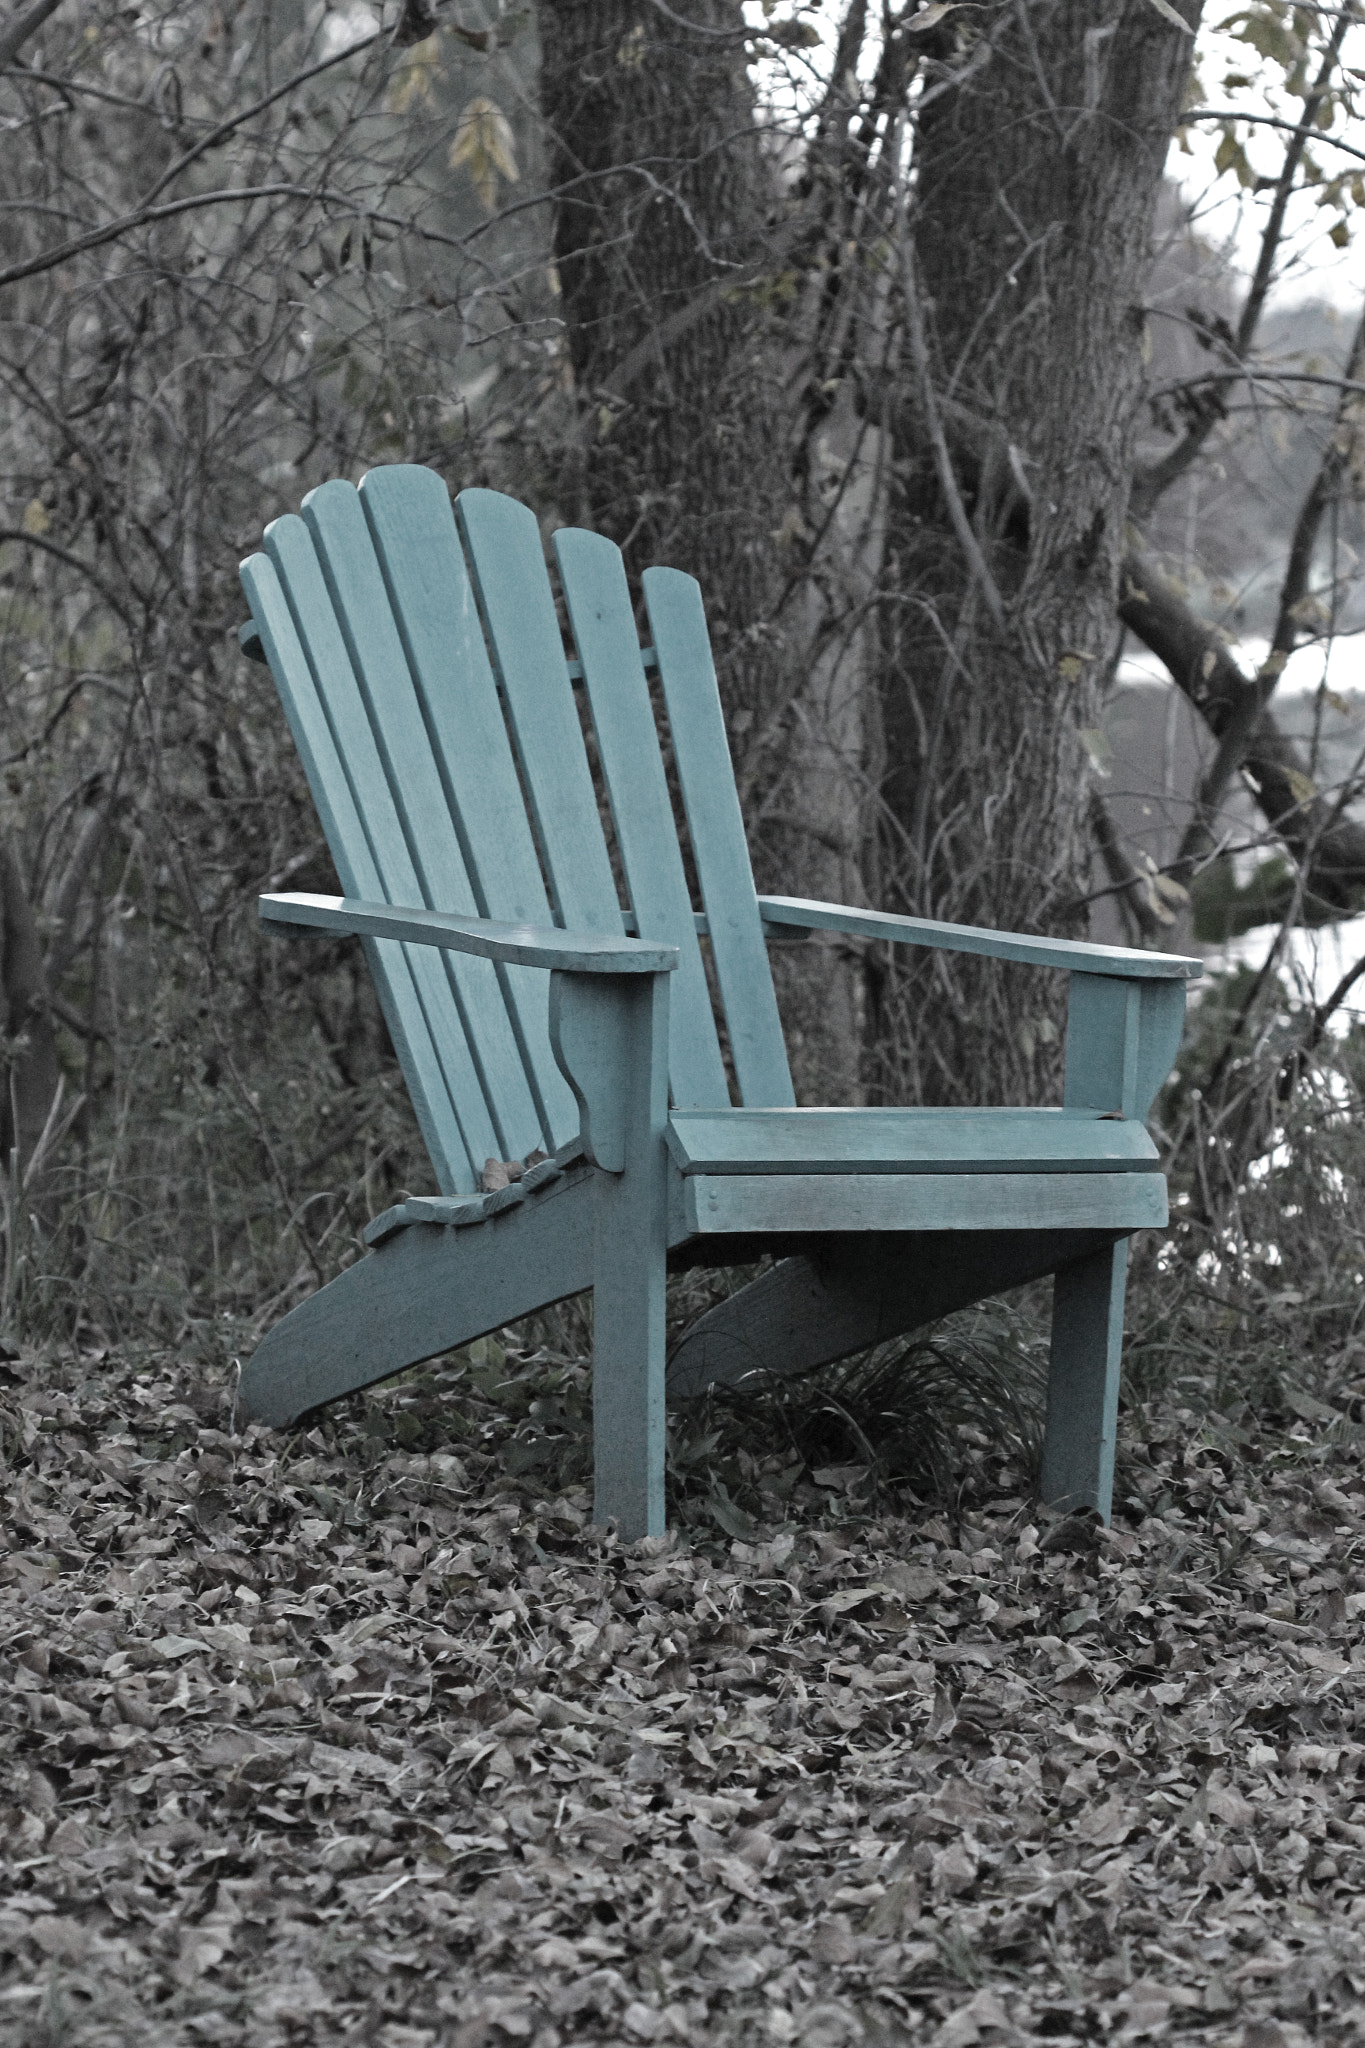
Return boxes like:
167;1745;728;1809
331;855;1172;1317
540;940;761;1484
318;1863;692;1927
237;465;1200;1539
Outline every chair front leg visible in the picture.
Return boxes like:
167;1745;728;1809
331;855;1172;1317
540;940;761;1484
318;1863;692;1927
1045;970;1184;1523
1040;1238;1128;1523
550;969;671;1539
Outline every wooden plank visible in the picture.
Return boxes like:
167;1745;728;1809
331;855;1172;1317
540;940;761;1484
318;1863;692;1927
300;479;544;1163
243;543;476;1194
259;893;679;973
554;527;730;1109
260;513;503;1181
1063;975;1141;1117
681;1171;1168;1235
454;489;624;935
239;1168;595;1427
1041;1240;1129;1522
666;1229;1120;1399
757;894;1203;979
665;1106;1158;1175
1134;981;1188;1123
554;972;671;1539
364;1193;489;1247
359;466;579;1149
643;567;793;1109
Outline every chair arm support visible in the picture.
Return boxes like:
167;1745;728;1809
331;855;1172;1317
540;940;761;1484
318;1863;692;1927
259;893;679;975
755;895;1201;981
1064;975;1187;1122
548;970;670;1175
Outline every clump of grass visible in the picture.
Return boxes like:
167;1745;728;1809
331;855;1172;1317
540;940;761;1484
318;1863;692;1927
665;1295;1049;1536
287;1291;1050;1541
1128;959;1365;1421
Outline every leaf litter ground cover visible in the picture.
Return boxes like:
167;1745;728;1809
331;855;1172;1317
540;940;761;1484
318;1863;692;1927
2;1333;1365;2048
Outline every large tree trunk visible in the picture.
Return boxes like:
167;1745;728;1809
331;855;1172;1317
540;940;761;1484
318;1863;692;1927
0;834;59;1174
540;0;790;739
540;0;881;1101
873;0;1201;1106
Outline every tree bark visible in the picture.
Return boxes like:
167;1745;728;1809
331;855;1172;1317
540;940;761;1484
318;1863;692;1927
540;0;789;732
873;0;1201;1106
540;0;883;1101
0;833;59;1174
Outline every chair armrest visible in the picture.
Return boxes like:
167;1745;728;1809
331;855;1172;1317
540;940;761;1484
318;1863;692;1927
755;895;1201;981
259;893;679;974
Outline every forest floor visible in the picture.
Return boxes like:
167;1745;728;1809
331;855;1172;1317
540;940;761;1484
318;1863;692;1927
1;1336;1364;2048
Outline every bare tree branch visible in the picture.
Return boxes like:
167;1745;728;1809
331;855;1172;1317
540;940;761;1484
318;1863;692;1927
138;32;385;205
0;182;335;294
1167;301;1365;872
1131;3;1355;518
1277;945;1365;1100
897;230;1006;631
1146;369;1365;403
1087;791;1169;941
0;0;67;71
1180;103;1365;167
1119;551;1365;911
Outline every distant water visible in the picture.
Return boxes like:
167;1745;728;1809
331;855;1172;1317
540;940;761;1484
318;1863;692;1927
1115;638;1365;1024
1119;637;1364;702
1199;920;1364;1031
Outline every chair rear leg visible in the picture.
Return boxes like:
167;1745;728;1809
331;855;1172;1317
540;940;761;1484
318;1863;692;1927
1040;1238;1129;1522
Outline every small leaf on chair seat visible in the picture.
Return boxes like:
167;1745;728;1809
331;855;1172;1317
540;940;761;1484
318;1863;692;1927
482;1151;548;1192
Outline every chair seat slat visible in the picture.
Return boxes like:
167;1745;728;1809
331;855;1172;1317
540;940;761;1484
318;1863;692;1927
682;1172;1168;1236
665;1105;1158;1174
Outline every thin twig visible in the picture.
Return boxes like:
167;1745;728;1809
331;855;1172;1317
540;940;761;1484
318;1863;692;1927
0;0;67;70
0;182;348;295
896;232;1006;630
1133;5;1356;516
1179;105;1365;167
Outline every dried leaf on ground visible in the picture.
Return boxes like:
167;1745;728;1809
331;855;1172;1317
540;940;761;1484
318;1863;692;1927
1;1343;1364;2045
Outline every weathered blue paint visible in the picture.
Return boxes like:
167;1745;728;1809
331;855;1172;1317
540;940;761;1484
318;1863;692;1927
239;468;1200;1536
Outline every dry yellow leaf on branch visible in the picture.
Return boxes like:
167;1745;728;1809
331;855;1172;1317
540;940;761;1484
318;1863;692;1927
907;2;958;29
449;96;520;211
386;35;443;116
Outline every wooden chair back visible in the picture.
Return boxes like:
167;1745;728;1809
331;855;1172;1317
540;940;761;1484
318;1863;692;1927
240;466;794;1196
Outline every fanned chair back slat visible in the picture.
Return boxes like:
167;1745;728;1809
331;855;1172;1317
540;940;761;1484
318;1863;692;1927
454;489;625;935
240;467;1183;1541
254;472;790;1158
242;532;483;1192
554;528;731;1109
642;567;794;1109
299;480;546;1165
357;467;579;1150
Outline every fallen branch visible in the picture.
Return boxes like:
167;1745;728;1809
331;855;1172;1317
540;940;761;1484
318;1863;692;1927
1118;552;1365;912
